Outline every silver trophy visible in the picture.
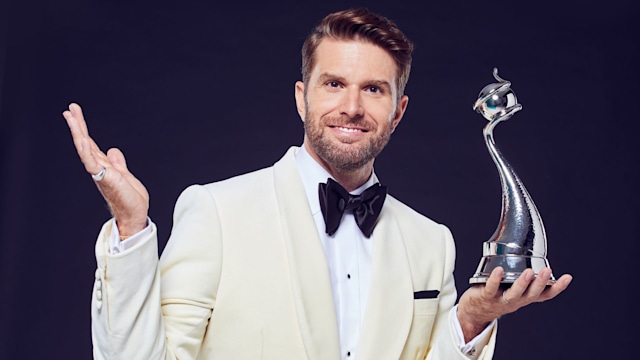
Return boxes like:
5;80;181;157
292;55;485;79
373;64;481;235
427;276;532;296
469;68;556;286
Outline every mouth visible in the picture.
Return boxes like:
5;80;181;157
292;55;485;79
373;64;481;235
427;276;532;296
329;125;368;133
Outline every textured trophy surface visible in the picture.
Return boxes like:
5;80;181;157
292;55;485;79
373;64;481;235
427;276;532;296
469;68;556;286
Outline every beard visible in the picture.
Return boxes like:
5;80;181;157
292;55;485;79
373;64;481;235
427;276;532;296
304;110;394;171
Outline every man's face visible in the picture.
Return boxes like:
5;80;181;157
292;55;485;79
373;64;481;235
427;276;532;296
295;39;408;172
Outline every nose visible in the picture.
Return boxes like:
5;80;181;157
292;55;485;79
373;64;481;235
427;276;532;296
339;88;364;118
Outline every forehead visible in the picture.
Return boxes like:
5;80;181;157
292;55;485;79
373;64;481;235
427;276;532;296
311;38;398;85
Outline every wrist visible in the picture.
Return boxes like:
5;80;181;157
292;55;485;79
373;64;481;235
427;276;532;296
457;306;492;343
115;218;147;238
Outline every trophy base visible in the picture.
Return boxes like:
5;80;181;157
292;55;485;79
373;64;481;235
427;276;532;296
469;254;556;286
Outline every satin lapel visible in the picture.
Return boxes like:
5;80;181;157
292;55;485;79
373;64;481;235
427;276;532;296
272;147;340;360
357;205;414;360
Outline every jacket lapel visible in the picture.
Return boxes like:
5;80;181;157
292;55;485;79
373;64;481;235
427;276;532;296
272;147;341;360
356;204;414;360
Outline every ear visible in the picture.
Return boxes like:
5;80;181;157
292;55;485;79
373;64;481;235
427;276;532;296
390;95;409;133
294;81;306;122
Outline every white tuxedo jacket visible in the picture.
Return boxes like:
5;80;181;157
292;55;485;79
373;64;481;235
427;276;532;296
91;147;496;359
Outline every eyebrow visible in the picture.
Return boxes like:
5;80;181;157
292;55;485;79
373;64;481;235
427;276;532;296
317;72;393;92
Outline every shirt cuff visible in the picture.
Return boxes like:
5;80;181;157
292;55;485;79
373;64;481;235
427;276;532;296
450;305;496;359
108;218;152;254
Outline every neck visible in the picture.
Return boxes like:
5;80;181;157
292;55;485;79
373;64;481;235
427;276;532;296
328;166;372;192
303;142;373;192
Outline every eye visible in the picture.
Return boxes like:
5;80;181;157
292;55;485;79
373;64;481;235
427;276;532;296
326;81;341;88
366;86;381;93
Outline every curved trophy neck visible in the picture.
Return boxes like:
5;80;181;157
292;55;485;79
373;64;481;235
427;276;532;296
483;119;548;258
470;68;556;285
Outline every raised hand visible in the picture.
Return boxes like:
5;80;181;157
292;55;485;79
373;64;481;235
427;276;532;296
63;103;149;237
457;267;573;342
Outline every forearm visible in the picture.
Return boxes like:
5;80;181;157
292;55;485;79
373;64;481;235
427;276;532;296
426;225;497;359
92;219;169;359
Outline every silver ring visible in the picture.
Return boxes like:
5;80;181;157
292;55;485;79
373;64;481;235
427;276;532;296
91;167;106;181
502;290;511;304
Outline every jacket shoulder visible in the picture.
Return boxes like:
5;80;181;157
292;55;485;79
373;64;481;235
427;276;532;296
384;195;448;234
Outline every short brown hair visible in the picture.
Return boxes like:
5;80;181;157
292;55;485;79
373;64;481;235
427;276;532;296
301;8;414;98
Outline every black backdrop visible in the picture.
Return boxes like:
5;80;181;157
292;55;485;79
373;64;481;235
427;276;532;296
1;0;638;358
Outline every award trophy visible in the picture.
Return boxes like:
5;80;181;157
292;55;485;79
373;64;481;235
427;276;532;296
469;68;556;286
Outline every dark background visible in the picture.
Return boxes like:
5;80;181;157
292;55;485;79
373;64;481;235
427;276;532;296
1;0;638;358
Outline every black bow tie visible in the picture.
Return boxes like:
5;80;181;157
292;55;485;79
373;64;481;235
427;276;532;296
318;178;387;238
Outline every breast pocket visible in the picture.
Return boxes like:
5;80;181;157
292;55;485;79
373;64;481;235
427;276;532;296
400;298;440;359
413;298;439;317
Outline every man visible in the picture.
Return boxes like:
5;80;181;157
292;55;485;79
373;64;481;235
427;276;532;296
63;8;572;360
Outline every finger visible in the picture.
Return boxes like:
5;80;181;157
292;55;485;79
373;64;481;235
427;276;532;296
63;108;84;146
64;106;98;166
63;104;84;137
80;138;104;174
87;137;109;164
68;103;90;137
557;274;573;288
483;267;504;297
539;274;573;302
65;115;109;176
76;132;109;174
507;268;535;299
65;117;100;173
526;268;553;298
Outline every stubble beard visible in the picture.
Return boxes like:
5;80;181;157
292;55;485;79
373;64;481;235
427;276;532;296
304;110;393;172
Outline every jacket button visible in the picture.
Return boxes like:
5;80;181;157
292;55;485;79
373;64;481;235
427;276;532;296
94;268;104;310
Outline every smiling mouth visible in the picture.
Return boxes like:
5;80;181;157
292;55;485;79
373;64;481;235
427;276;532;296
330;125;368;133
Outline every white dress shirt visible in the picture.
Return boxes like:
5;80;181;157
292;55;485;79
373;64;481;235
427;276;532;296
295;146;374;359
109;145;493;359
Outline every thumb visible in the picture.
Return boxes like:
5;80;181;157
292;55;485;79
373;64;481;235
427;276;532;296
106;147;129;173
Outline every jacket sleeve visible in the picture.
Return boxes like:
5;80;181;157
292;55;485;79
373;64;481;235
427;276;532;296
91;185;222;360
425;225;497;360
